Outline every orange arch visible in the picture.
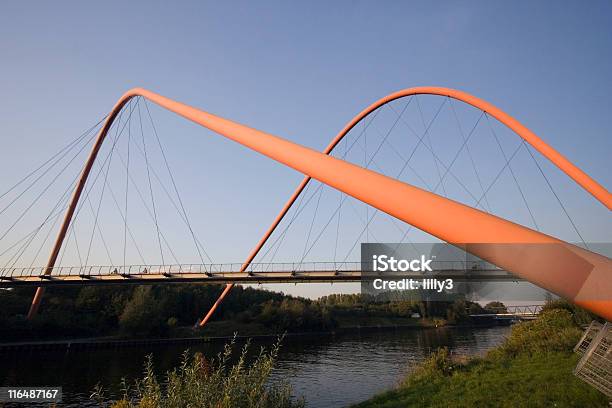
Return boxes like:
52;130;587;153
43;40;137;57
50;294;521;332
334;87;611;209
200;87;612;326
27;87;612;321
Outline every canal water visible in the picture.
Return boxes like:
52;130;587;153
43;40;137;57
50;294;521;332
0;326;510;407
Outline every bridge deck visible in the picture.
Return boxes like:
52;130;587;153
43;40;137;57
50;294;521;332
0;264;523;287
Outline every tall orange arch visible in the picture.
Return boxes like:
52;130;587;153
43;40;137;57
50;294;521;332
199;87;612;326
27;87;612;321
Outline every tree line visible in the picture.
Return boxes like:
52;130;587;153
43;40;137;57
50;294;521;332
0;285;503;340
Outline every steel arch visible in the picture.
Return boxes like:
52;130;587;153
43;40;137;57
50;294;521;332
27;87;612;321
199;87;612;326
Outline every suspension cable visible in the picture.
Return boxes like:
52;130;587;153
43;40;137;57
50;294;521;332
364;117;369;242
118;125;210;260
387;102;484;205
108;142;189;266
4;179;75;270
138;98;165;265
339;99;449;261
484;113;539;230
416;96;447;197
345;101;479;260
123;100;133;270
0;165;83;268
143;99;212;264
84;108;119;266
85;195;114;265
392;138;525;249
333;138;347;266
256;107;384;266
450;98;492;212
300;99;414;262
110;144;187;266
523;140;588;248
0;125;98;218
0;115;107;204
258;182;313;265
58;103;133;267
298;185;325;269
0;124;101;244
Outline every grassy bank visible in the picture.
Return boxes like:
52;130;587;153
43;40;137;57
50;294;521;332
355;303;608;408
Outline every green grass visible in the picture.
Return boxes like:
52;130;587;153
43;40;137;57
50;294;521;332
354;307;609;408
354;352;606;408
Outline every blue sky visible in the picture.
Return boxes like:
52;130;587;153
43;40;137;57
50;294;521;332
0;1;610;297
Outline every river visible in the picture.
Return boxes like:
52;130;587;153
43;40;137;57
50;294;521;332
0;326;510;407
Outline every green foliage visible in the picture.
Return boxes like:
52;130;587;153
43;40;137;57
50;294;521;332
467;301;486;315
119;287;167;336
256;298;336;332
317;293;370;306
405;347;457;384
355;352;607;408
355;302;608;408
446;299;468;322
0;284;319;340
541;298;598;326
92;337;304;408
316;295;483;324
488;309;582;360
483;301;507;313
1;284;514;341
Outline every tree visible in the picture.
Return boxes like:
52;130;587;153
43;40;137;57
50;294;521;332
484;301;507;314
119;286;167;336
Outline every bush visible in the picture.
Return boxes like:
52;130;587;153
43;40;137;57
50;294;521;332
446;300;468;322
541;299;596;326
405;347;458;385
93;336;303;408
483;301;507;314
488;308;582;360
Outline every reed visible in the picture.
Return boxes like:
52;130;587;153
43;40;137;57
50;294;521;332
91;335;304;408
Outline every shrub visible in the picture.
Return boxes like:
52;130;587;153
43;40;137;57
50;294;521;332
404;347;458;385
488;308;582;360
92;336;303;408
483;301;507;314
541;298;596;326
446;300;469;322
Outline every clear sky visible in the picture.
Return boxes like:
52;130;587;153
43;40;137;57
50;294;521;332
0;1;610;298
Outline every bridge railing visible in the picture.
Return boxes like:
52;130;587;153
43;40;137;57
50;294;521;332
0;260;506;279
474;304;544;316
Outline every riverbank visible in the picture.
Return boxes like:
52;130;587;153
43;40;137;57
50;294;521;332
354;303;608;407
